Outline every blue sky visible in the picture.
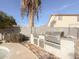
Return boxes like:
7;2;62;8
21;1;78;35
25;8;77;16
0;0;79;27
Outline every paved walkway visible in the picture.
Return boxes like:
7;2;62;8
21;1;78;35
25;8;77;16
1;43;39;59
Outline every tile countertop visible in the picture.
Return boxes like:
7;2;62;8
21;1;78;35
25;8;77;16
0;43;39;59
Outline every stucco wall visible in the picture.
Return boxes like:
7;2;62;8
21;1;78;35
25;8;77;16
48;15;79;27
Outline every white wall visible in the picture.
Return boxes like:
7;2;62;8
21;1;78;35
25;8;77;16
48;15;79;28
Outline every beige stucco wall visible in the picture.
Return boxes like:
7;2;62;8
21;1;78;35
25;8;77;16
48;15;79;27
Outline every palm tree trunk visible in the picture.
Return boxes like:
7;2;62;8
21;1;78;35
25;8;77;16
29;10;34;44
29;12;34;34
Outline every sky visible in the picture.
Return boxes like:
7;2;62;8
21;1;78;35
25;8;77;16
0;0;79;27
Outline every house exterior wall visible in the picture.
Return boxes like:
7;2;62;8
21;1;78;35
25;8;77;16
48;15;79;27
48;15;79;38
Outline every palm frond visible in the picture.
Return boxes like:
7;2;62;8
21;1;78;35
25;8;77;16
21;0;41;28
21;0;41;18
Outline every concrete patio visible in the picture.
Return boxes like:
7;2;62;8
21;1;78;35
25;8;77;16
0;43;39;59
0;43;59;59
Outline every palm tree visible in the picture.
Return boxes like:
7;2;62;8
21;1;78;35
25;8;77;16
21;0;41;33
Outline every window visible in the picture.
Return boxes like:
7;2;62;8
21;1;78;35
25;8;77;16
58;16;62;20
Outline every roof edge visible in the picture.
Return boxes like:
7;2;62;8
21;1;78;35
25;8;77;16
51;14;79;16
